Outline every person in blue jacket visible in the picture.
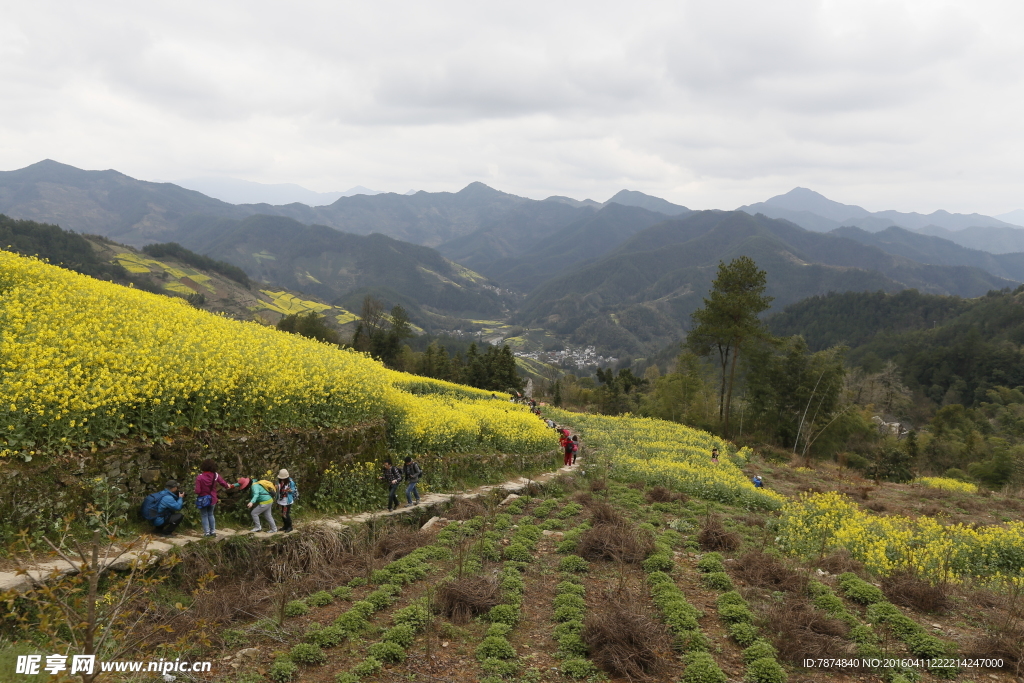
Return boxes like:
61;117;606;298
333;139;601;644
152;480;185;536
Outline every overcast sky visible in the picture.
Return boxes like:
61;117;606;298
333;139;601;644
2;0;1023;213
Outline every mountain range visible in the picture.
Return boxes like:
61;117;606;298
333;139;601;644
173;177;383;206
4;159;1024;360
738;187;1017;234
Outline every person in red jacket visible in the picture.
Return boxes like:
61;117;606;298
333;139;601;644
194;459;236;538
560;429;573;467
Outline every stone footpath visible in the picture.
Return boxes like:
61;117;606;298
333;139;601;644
0;461;580;593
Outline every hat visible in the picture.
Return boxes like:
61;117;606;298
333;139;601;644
237;477;251;489
277;469;290;479
165;479;179;489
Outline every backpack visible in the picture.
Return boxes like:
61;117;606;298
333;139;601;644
257;480;278;499
140;491;163;521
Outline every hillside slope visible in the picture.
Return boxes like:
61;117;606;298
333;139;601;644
179;214;512;324
0;213;358;329
457;203;670;291
833;225;1024;282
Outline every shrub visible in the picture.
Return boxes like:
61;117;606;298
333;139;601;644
268;658;298;683
307;625;346;648
501;573;526;595
559;555;590;573
579;522;655;564
307;590;334;607
729;622;760;646
284;600;309;617
335;674;360;683
368;641;406;663
540;518;565;530
554;605;586;622
744;657;788;683
554;619;584;639
557;580;586;596
334;611;369;634
882;570;951;614
682;651;727;683
719;603;754;624
487;604;520;625
717;591;746;608
351;600;376;618
392;600;431;631
556;632;589;658
558;502;585;518
289;643;326;665
698;514;741;551
222;628;248;647
643;553;675;572
582;590;673;680
906;632;948;658
678;629;711;652
553;593;586;610
503;543;533;562
476;635;516;660
849;624;879;644
434;575;502;624
696;552;725;573
366;588;397;611
838;573;884;605
347;577;368;588
487;622;513;638
743;639;778;663
480;658;520;677
556;538;579;553
646;571;673;586
734;550;804;592
515;524;544;543
701;572;734;591
351;657;383;677
330;586;353;601
382;623;416;648
560;658;599;679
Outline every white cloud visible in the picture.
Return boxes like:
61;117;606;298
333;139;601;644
2;0;1024;213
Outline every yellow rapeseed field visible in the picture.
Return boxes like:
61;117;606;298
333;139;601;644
546;409;784;510
777;491;1024;582
548;408;1024;580
0;251;552;457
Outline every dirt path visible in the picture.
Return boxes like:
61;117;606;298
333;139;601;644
0;459;581;593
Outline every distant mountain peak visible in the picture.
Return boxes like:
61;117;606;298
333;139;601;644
604;189;690;216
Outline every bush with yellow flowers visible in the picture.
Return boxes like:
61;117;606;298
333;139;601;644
914;476;978;494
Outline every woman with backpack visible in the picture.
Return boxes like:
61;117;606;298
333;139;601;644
194;459;236;538
239;476;278;533
276;469;298;532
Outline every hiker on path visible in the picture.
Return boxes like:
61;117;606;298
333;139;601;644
194;460;236;538
149;480;185;536
560;430;573;467
403;456;422;507
752;475;763;488
239;476;278;533
381;459;403;512
277;469;298;533
711;447;719;464
571;435;580;465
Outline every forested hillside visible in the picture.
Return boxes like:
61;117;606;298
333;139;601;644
517;210;1012;356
